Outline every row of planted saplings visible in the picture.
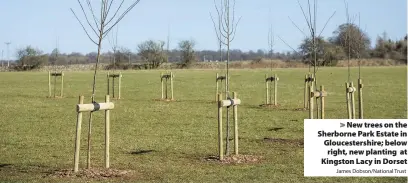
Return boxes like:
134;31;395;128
71;71;242;172
47;71;122;100
217;72;363;120
48;70;363;120
303;73;364;119
66;70;363;171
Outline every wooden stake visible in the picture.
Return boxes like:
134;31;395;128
274;74;277;106
60;72;64;97
351;82;356;119
304;74;308;109
48;71;51;97
315;87;321;119
309;85;313;119
53;72;57;98
265;74;269;105
216;73;219;101
118;73;121;99
316;96;320;118
74;96;84;172
87;113;92;169
358;79;363;119
161;73;164;99
311;74;315;91
112;76;115;99
165;76;168;99
217;94;223;160
321;85;325;119
107;72;110;95
346;82;351;119
170;72;174;100
233;92;238;155
105;95;110;168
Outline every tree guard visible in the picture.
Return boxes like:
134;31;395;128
161;72;174;101
345;82;357;119
265;73;279;106
74;95;114;172
107;72;122;99
345;80;364;119
70;0;140;173
304;73;314;109
48;71;64;98
358;79;364;119
309;85;326;119
217;92;240;160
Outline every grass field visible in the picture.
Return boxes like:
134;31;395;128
0;66;406;183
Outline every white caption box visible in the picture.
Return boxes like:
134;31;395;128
304;119;408;177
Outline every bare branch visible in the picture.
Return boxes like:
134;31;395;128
307;0;313;32
318;11;336;37
107;26;119;52
103;0;125;28
85;0;100;30
277;35;298;54
103;0;140;38
288;16;308;37
76;0;100;37
70;8;98;45
210;12;227;45
230;0;237;35
297;0;312;35
229;16;241;42
104;0;115;20
103;0;109;18
212;0;228;42
220;2;229;38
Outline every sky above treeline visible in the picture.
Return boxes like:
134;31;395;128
0;0;406;59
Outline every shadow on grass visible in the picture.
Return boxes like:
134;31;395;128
130;150;156;155
263;138;304;147
268;127;284;132
0;164;12;168
245;104;308;112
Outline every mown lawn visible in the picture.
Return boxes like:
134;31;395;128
0;66;406;183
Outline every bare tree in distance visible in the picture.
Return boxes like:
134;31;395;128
210;0;241;156
179;39;196;68
70;0;141;169
108;26;119;71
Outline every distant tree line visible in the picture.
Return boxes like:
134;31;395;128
3;23;406;70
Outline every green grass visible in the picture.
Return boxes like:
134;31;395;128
0;66;406;183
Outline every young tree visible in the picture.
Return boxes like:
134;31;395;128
299;37;344;66
116;47;132;65
15;46;48;70
71;0;140;100
70;0;141;169
330;23;370;58
49;47;60;65
107;26;119;69
137;40;167;69
210;0;241;156
178;40;196;68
